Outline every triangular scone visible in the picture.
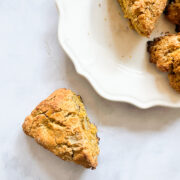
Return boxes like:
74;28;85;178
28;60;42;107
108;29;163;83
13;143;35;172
23;89;99;169
118;0;167;37
147;33;180;73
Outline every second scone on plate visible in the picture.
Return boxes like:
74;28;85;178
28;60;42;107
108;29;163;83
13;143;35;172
118;0;167;37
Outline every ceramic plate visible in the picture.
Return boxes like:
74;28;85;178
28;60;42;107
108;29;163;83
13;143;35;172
56;0;180;108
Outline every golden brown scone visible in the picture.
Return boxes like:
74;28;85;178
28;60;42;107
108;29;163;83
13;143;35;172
165;0;180;32
22;88;99;169
168;73;180;92
118;0;167;37
147;33;180;73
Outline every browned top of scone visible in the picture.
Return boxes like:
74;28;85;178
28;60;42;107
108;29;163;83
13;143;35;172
165;0;180;25
118;0;167;37
147;33;180;73
22;88;99;169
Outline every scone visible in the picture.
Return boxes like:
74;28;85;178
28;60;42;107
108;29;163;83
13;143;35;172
147;33;180;92
22;88;100;169
147;33;180;73
165;0;180;32
168;73;180;92
118;0;167;37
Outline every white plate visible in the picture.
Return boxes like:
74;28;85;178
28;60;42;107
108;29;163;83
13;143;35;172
56;0;180;109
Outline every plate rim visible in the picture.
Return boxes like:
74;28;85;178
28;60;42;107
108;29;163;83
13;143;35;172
55;0;180;109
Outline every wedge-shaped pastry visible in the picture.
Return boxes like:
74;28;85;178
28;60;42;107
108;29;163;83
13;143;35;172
147;33;180;73
118;0;167;37
165;0;180;32
23;89;99;169
168;73;180;92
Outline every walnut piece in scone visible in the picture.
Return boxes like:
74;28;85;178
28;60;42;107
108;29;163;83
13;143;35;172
118;0;167;37
22;88;99;169
147;33;180;73
165;0;180;32
168;73;180;92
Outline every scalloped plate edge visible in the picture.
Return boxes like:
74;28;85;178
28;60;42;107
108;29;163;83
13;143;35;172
55;0;180;109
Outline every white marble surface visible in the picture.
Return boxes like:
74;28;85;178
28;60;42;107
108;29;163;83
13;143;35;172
1;0;180;179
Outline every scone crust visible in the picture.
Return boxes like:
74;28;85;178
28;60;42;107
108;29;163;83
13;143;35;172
23;88;99;169
165;0;180;26
118;0;167;37
147;33;180;73
168;73;180;92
